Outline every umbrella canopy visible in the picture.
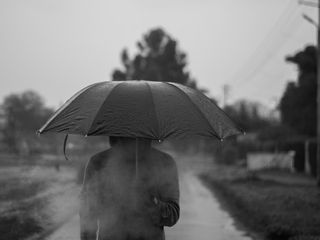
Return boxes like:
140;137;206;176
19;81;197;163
38;81;243;140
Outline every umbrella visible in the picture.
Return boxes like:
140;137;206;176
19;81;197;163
38;80;242;139
37;80;243;173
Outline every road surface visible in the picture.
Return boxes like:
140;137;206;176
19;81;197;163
47;152;252;240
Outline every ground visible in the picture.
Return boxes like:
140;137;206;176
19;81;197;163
6;150;318;240
0;151;254;240
200;165;320;240
46;171;252;240
0;155;81;240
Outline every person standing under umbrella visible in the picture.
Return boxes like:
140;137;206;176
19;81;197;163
37;80;241;239
80;137;180;240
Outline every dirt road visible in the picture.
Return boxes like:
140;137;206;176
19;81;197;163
46;152;252;240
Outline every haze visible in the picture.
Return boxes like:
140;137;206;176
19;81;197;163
0;0;317;108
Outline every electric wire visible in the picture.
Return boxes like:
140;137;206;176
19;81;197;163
228;0;300;88
234;6;302;90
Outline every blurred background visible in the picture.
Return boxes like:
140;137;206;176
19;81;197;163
0;0;319;240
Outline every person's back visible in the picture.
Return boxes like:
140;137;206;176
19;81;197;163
80;137;180;240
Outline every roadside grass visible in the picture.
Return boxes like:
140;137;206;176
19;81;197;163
200;166;320;240
0;215;43;240
0;154;81;240
0;177;48;201
0;176;50;239
0;198;50;240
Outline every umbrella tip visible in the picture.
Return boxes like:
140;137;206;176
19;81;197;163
220;138;224;142
36;130;41;137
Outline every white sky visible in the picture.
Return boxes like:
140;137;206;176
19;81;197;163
0;0;317;109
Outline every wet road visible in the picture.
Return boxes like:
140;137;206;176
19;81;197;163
47;152;252;240
165;172;251;240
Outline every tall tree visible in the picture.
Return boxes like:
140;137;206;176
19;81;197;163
112;28;197;88
1;90;53;152
279;45;317;137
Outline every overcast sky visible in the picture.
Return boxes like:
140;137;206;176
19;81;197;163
0;0;317;109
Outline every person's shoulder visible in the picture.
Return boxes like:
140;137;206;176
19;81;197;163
87;149;111;172
150;148;176;167
91;149;110;160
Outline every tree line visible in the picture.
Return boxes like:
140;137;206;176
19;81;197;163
0;27;315;155
0;91;54;154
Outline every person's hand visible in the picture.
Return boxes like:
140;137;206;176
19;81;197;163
148;195;162;226
152;196;159;205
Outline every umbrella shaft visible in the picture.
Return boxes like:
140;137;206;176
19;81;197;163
135;138;138;178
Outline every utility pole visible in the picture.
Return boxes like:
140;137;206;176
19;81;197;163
222;84;230;108
317;0;320;186
300;0;320;186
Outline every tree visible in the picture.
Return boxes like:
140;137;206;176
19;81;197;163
279;45;317;137
224;100;273;132
1;90;53;153
112;28;197;88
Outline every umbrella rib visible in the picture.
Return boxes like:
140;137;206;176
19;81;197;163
169;82;244;138
37;82;104;134
165;82;221;139
145;82;160;139
86;82;124;136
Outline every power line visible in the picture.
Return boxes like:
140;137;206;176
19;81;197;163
232;3;300;87
228;0;295;84
233;0;317;92
235;14;302;90
228;1;299;87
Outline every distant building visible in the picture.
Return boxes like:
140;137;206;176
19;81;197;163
247;151;295;171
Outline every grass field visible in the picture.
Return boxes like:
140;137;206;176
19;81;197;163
0;154;82;240
200;166;320;240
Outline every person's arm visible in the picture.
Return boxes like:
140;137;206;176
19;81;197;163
155;154;180;227
79;157;99;240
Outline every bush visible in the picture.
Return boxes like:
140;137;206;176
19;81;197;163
200;173;320;240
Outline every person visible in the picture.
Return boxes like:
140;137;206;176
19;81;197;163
80;137;180;240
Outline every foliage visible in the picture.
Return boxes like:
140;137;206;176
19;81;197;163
224;100;273;132
1;90;53;153
112;28;198;88
257;124;296;142
279;45;317;137
201;171;320;240
215;142;240;165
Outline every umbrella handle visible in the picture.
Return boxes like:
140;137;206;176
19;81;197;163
135;138;138;178
63;134;69;161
